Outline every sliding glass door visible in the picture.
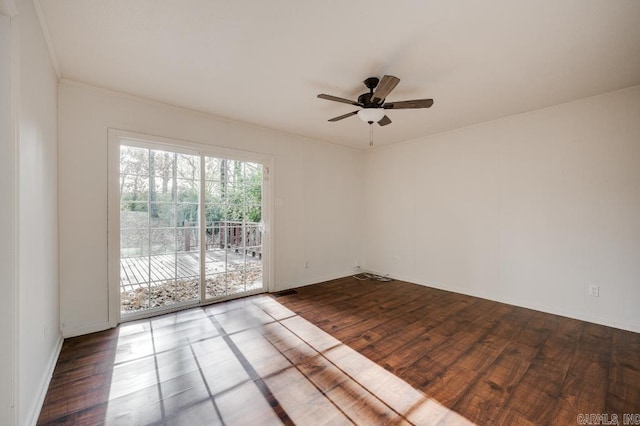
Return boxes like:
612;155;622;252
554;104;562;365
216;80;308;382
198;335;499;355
115;138;267;320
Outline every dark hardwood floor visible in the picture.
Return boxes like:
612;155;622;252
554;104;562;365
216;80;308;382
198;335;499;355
38;277;640;425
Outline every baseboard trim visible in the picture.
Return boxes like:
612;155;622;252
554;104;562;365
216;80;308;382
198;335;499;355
26;333;63;426
385;274;640;334
276;271;355;292
61;321;112;338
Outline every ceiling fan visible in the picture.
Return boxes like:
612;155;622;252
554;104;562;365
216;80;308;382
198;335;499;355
317;75;434;127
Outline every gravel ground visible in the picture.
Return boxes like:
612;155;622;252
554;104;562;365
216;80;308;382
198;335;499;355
121;269;262;312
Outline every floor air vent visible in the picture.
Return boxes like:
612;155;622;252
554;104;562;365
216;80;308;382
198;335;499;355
272;289;298;298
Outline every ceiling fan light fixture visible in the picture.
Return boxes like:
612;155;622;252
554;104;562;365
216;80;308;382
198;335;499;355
357;108;385;124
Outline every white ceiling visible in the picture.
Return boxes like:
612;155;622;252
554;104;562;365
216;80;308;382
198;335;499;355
38;0;640;149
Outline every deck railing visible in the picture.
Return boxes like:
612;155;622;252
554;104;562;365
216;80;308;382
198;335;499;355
182;220;262;257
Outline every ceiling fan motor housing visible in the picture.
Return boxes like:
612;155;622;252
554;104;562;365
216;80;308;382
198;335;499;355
360;77;381;107
358;92;376;106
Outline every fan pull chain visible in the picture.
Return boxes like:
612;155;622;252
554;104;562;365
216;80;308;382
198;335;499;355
369;123;374;147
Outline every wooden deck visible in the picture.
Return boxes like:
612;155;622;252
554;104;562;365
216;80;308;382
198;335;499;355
120;250;262;292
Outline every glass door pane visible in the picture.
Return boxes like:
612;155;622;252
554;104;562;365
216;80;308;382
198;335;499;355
119;146;201;317
204;158;263;300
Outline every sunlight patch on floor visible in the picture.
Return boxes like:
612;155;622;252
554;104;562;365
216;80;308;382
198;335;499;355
104;294;474;425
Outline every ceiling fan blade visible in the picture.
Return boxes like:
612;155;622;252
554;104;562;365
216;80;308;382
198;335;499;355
318;94;362;106
328;110;358;122
383;99;434;109
377;115;392;126
371;75;400;103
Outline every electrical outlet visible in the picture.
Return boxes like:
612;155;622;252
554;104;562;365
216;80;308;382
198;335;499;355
304;261;309;269
588;285;599;297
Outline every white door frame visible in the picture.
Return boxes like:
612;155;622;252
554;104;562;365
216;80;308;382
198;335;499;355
107;128;274;327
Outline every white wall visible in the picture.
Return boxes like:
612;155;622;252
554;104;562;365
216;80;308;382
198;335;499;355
363;86;640;333
12;0;61;424
58;82;362;337
59;82;640;338
0;10;16;426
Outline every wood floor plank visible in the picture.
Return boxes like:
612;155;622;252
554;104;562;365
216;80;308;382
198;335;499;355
38;276;640;425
